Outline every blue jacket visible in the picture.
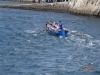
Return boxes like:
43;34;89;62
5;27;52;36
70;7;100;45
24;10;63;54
59;23;63;29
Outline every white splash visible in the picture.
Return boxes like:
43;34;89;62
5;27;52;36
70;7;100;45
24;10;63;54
84;34;93;39
25;30;36;34
59;36;63;38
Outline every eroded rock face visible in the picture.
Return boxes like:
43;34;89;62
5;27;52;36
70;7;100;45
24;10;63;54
68;0;100;16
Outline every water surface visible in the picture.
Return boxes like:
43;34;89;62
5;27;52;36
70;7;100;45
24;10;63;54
0;1;100;75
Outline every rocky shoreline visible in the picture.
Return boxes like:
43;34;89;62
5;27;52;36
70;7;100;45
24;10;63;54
0;0;100;17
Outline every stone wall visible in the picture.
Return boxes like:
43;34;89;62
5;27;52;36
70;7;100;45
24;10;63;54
6;0;45;3
6;0;33;2
68;0;100;16
1;0;100;16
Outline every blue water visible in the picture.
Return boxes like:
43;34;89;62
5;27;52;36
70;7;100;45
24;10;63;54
0;1;100;75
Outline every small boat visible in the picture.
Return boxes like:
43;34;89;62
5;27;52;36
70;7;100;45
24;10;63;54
45;22;68;37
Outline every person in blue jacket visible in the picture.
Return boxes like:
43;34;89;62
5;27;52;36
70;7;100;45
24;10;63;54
59;21;66;36
59;21;63;30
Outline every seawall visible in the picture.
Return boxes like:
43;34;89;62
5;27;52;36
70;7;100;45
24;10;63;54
0;0;100;17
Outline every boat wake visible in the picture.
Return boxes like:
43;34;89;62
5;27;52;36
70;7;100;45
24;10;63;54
25;28;100;49
25;28;100;73
59;29;100;73
65;29;100;49
25;28;47;37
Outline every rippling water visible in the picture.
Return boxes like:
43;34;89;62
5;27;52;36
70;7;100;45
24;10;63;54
0;1;100;75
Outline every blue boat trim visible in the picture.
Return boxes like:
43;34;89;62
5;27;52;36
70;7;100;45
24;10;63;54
45;27;68;37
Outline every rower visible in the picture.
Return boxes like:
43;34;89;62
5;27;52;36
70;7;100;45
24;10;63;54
59;21;63;30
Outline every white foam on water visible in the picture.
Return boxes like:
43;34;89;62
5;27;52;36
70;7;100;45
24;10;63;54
59;36;63;38
71;30;77;33
25;30;36;34
33;34;37;36
27;40;31;43
15;48;20;51
84;34;93;39
27;40;31;42
92;40;100;45
25;28;46;37
68;55;72;60
88;41;95;46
